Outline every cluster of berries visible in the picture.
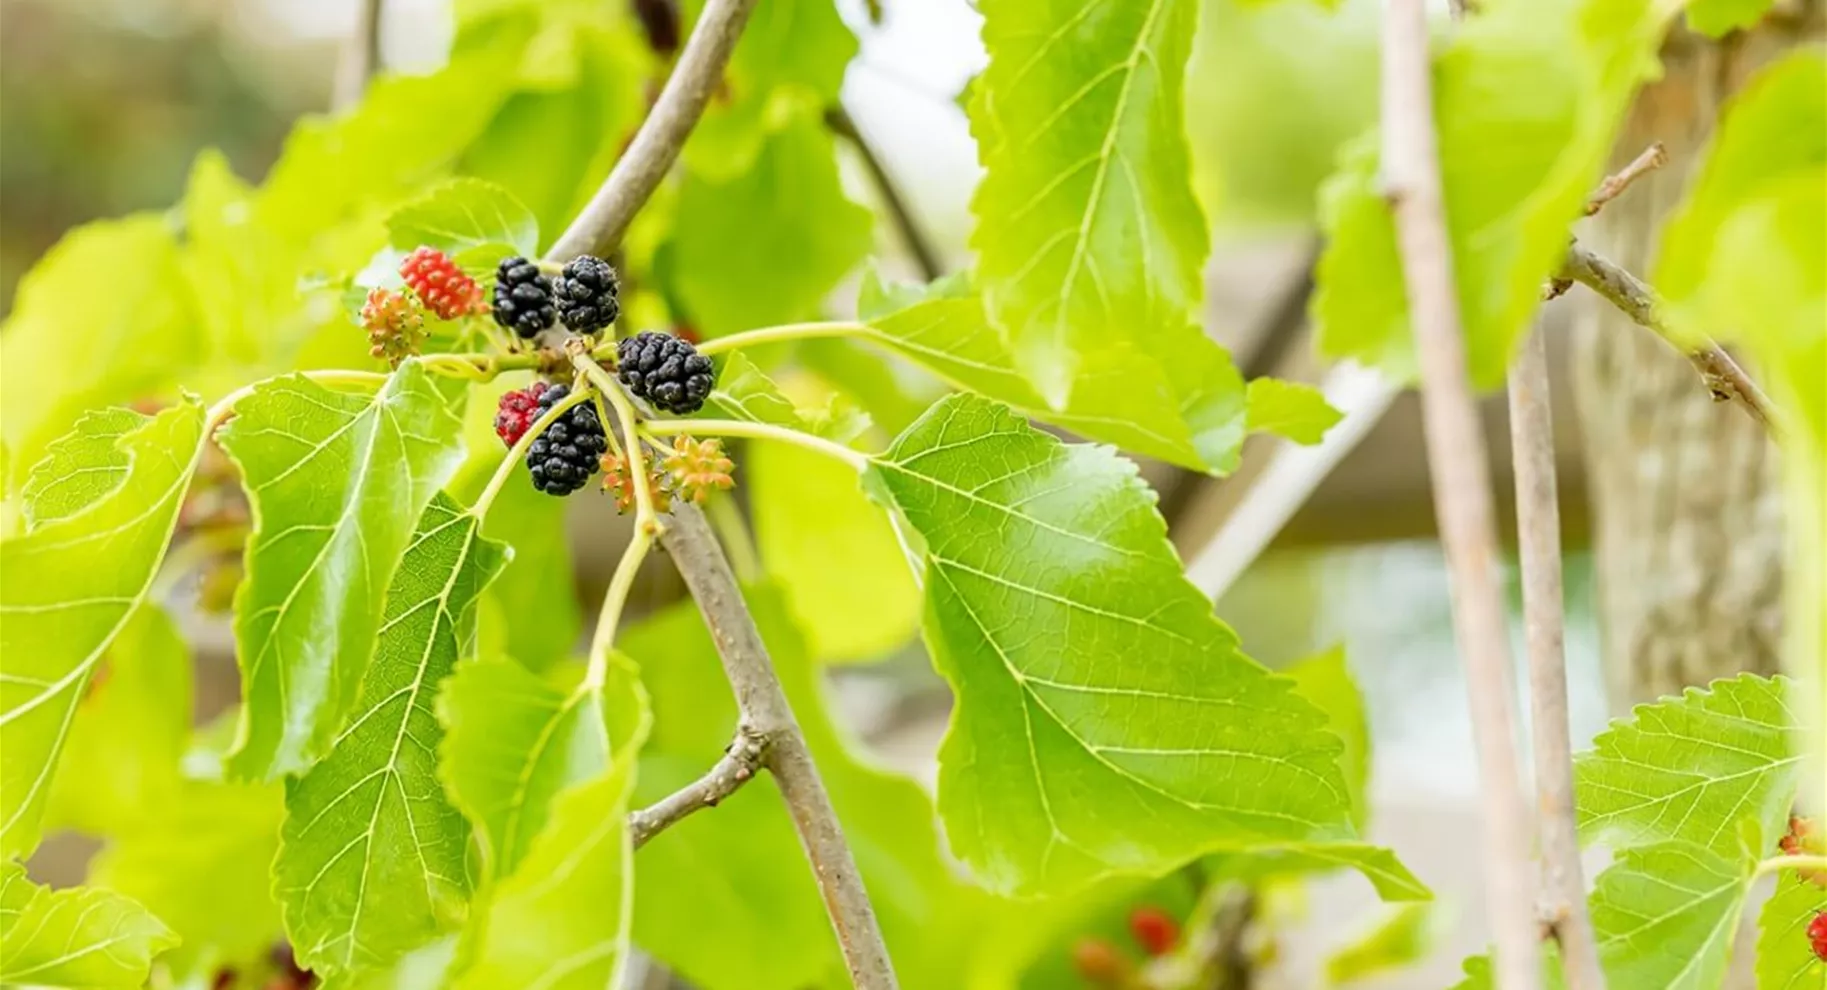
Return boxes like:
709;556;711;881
359;247;488;366
494;376;732;502
491;254;620;340
1070;906;1181;987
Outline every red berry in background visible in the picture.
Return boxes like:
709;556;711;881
1127;905;1179;956
494;381;550;447
1809;911;1827;962
1069;937;1127;985
400;246;485;320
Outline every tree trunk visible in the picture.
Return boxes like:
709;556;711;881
1571;16;1818;710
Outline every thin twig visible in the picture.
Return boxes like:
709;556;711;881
1584;142;1668;216
1559;244;1775;430
536;1;899;983
546;0;759;260
1508;332;1605;990
333;0;384;111
825;105;944;282
629;726;769;848
1380;3;1540;989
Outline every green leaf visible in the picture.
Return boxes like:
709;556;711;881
670;113;871;337
1247;378;1343;446
859;275;1248;474
45;606;191;836
216;363;468;780
1313;0;1679;387
1590;841;1754;990
0;862;177;988
970;0;1209;405
88;782;285;981
1286;646;1370;828
1324;903;1436;986
275;496;508;977
387;178;540;263
1575;674;1801;858
752;436;920;663
1;401;206;858
1206;841;1431;902
624;583;996;990
19;408;144;528
1448;945;1567;990
1687;0;1776;36
257;16;536;245
438;659;612;880
864;394;1359;895
0;216;203;490
701;353;870;443
180;150;319;365
1755;870;1827;990
445;655;649;990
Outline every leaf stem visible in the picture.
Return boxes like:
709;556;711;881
642;418;868;472
691;321;871;358
469;384;595;519
1755;854;1827;879
573;351;664;534
585;528;655;688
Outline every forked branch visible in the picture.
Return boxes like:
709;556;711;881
539;0;899;985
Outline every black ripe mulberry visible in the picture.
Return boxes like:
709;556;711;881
616;331;715;414
554;255;620;334
525;384;608;496
492;256;557;339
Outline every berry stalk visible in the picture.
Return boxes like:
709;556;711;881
641;418;867;472
586;527;655;687
571;348;664;534
690;320;870;358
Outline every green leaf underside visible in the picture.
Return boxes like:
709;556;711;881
865;394;1357;895
89;781;285;980
387;178;539;263
0;862;178;988
1207;840;1429;902
277;496;508;976
0;401;206;859
701;352;869;443
971;0;1209;406
19;407;146;529
1756;871;1827;990
1590;841;1753;990
1575;674;1801;857
216;362;466;780
1313;0;1678;388
861;282;1247;475
441;656;650;990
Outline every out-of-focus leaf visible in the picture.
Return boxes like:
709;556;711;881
387;178;539;264
1246;378;1343;446
1324;902;1436;985
1285;646;1370;828
1755;870;1827;990
0;862;177;988
0;402;205;858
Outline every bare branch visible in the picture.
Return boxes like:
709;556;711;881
630;725;769;848
1584;142;1668;216
660;504;900;988
1560;244;1775;430
1380;3;1541;989
333;0;384;112
825;104;945;282
1508;332;1605;990
547;0;760;261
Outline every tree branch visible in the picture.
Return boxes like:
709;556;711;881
1583;142;1667;216
333;0;384;112
1380;3;1541;989
1507;332;1605;990
660;504;900;988
629;725;768;848
536;0;900;984
825;104;945;282
1559;244;1775;431
547;0;757;261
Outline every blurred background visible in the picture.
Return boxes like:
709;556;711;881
3;0;1794;986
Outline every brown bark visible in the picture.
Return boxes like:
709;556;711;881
1571;21;1817;709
